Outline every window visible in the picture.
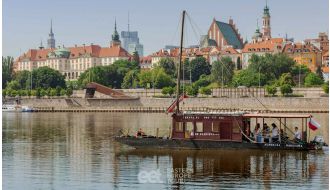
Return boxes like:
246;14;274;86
186;122;193;132
175;122;183;132
212;121;220;132
196;123;203;132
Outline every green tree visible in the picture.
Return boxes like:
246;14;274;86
194;74;211;88
122;70;139;88
2;56;14;89
14;70;31;89
211;57;234;86
278;73;295;86
189;57;211;82
280;84;293;96
247;53;295;83
33;66;66;89
304;73;324;86
232;69;267;87
152;68;175;89
266;85;277;96
138;70;153;88
78;65;124;88
158;57;176;77
6;80;20;91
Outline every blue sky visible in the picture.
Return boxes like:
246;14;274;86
3;0;329;58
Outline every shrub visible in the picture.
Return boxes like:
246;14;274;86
323;82;329;94
186;85;199;97
2;89;6;97
266;85;277;96
40;89;47;97
280;84;293;96
199;86;212;96
31;90;37;96
60;89;67;96
66;88;73;97
161;87;174;96
50;88;57;96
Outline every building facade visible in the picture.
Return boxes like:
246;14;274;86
14;22;131;81
282;43;322;72
202;18;243;50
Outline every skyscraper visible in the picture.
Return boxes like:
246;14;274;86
120;13;144;56
47;20;56;49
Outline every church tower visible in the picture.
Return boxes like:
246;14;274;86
111;19;121;47
47;20;56;49
262;2;271;40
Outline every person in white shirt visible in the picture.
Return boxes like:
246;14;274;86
294;127;302;142
271;123;279;143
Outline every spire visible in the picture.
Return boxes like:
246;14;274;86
50;19;53;34
47;19;55;49
115;17;117;31
39;39;44;49
111;18;121;47
263;0;270;16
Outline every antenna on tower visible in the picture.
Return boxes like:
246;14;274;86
128;11;130;32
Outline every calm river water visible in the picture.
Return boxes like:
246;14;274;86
2;112;329;190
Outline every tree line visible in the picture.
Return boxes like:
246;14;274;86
2;53;328;98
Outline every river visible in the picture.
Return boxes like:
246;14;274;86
2;112;329;189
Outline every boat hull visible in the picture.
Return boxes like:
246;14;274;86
114;136;311;151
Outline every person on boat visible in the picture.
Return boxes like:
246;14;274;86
271;123;279;143
253;123;261;140
263;123;270;143
136;128;145;137
294;127;302;142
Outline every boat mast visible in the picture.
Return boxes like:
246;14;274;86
176;10;186;114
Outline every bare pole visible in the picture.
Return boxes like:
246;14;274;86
176;10;186;113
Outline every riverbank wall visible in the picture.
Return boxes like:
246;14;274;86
19;97;329;113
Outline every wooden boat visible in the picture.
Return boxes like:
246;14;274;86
114;11;320;151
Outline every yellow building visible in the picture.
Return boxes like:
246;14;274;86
282;43;322;72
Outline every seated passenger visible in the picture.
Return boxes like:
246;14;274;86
136;128;145;137
294;127;302;142
263;123;270;143
253;123;261;140
271;123;279;143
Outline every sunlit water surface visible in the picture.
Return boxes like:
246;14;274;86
2;112;329;189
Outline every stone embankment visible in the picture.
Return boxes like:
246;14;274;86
19;96;329;113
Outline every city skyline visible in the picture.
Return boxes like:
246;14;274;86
3;0;329;58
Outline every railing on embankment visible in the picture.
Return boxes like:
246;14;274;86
32;107;328;113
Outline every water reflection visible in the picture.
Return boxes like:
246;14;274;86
115;149;328;189
2;112;329;190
